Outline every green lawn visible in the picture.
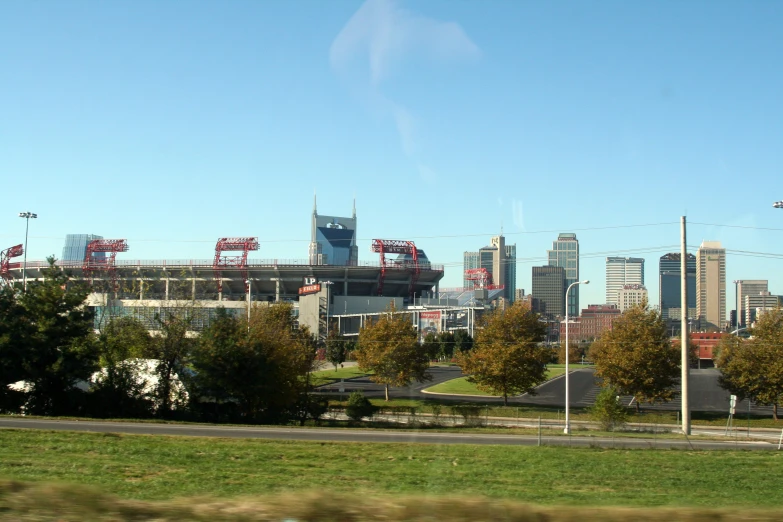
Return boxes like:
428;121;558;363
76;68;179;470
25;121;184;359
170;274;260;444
425;366;568;396
310;365;369;386
0;429;782;509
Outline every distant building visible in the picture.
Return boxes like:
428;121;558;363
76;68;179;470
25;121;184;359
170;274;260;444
532;266;565;319
696;241;726;330
605;257;644;305
559;304;622;342
735;280;768;328
548;233;579;317
308;196;358;266
617;284;648;312
745;291;783;326
515;288;526;301
463;235;516;303
659;253;696;321
61;234;104;262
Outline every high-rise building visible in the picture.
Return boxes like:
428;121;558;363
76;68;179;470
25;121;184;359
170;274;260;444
659;253;696;321
547;233;579;317
745;291;782;326
617;284;648;312
463;235;516;302
605;257;644;305
696;241;726;330
532;265;566;318
61;234;104;262
308;196;358;266
735;280;768;328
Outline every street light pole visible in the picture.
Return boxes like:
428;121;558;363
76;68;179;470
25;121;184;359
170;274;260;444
245;279;251;332
564;279;589;434
322;281;334;341
18;212;37;293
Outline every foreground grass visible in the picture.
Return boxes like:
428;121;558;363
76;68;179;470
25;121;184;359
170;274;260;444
1;429;782;509
4;482;783;521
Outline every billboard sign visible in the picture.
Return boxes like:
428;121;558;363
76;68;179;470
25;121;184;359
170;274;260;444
299;283;321;296
419;310;442;342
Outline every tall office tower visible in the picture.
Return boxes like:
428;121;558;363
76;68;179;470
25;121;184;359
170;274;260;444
463;235;516;302
605;257;645;305
532;265;566;319
548;233;579;317
61;234;104;262
659;253;696;320
696;241;726;330
308;196;358;266
745;292;783;326
735;280;768;328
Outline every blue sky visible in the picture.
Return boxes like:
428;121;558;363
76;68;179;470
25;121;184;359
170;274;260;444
2;0;782;311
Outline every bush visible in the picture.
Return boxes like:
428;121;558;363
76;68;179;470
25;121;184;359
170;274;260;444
345;391;376;421
591;386;628;431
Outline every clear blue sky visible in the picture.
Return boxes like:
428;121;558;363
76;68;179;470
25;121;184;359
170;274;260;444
2;0;782;311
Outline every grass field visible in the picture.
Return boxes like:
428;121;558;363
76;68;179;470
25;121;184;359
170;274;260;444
425;366;569;396
1;428;782;510
310;365;369;386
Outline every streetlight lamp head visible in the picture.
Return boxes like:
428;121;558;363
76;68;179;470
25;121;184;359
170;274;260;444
774;201;783;209
582;280;590;285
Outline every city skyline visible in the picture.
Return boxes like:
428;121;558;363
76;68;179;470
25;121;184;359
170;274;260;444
2;1;782;312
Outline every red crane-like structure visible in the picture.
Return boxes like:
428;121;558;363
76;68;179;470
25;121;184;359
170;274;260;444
0;244;24;287
464;267;504;290
370;239;420;297
83;239;130;292
213;237;260;294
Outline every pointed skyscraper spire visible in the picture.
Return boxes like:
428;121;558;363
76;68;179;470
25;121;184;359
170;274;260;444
352;196;356;219
313;191;317;215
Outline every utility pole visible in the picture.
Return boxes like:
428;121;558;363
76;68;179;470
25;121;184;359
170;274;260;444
680;216;691;435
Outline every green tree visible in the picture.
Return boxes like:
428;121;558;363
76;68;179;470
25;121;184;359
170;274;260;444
716;309;783;420
438;331;456;360
557;341;583;364
453;330;474;353
191;304;318;423
422;332;440;361
590;302;679;412
356;304;431;401
0;286;33;412
147;308;196;417
457;301;549;405
325;330;347;371
590;386;629;431
17;258;99;416
345;391;376;421
90;317;154;418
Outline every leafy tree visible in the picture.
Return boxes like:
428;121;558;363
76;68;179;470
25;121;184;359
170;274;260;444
438;331;456;360
325;330;347;371
0;286;33;412
457;301;549;405
90;317;154;418
557;341;584;364
356;304;431;401
453;330;474;353
422;332;440;361
590;386;628;431
17;258;99;416
716;309;783;420
191;304;318;423
345;391;376;421
147;308;196;417
590;302;679;412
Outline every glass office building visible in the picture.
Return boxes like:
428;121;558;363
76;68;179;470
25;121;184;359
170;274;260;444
659;253;696;320
548;233;579;317
62;234;104;262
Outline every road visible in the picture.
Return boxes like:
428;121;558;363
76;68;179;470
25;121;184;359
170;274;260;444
0;417;778;450
318;366;773;416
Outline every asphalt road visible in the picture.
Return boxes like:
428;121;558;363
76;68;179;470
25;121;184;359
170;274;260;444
319;366;772;415
0;417;777;450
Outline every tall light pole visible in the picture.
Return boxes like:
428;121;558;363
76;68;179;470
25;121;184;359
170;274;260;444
733;280;740;331
322;281;334;341
18;212;37;293
564;279;589;434
245;279;251;332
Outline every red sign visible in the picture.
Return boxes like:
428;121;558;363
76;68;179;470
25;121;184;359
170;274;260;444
298;284;321;296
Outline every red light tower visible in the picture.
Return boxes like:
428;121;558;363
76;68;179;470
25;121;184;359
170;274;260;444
213;237;260;294
0;244;24;287
370;239;420;297
83;239;129;292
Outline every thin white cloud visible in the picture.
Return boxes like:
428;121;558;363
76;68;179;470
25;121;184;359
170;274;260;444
512;199;525;230
330;0;479;174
